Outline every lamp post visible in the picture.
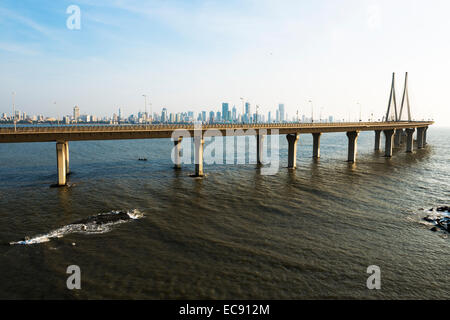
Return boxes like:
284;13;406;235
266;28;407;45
309;100;314;123
149;103;153;124
12;91;16;131
54;101;59;126
357;102;362;122
142;94;148;123
240;97;244;123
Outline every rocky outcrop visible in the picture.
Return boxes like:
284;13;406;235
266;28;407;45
424;206;450;233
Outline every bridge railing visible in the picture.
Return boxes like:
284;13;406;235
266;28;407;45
0;121;432;134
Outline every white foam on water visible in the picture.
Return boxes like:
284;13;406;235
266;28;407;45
10;209;143;245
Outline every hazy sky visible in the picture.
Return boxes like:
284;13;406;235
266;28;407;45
0;0;448;125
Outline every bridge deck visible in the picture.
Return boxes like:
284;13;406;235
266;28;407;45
0;121;433;143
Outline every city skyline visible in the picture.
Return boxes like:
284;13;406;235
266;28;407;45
1;101;342;125
0;1;449;126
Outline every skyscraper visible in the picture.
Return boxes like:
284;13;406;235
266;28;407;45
278;104;285;122
161;108;168;122
222;103;229;122
73;106;80;123
232;105;237;122
245;102;251;123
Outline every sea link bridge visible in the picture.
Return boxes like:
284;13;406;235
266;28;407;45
0;121;433;185
0;73;434;186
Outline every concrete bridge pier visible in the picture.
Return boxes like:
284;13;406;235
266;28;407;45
173;137;183;169
312;133;321;158
193;136;204;177
384;129;395;157
417;127;425;149
423;127;428;145
64;141;69;175
257;132;265;165
400;130;407;144
405;128;415;153
374;130;381;151
394;130;402;148
56;142;68;186
346;131;359;163
286;133;300;169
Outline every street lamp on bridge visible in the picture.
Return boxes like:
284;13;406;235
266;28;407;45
12;91;16;132
357;102;362;122
142;94;148;123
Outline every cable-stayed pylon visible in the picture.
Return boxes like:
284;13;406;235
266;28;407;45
385;72;398;122
398;72;412;121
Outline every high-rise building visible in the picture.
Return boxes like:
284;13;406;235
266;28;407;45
232;105;237;122
73;106;80;123
161;108;168;122
216;111;221;122
245;102;251;120
278;104;285;122
268;111;272;123
222;103;229;122
209;111;215;123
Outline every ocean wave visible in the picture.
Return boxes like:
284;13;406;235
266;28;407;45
9;209;143;245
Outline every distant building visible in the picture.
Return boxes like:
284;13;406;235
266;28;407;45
245;102;251;123
278;104;285;122
222;103;229;122
161;108;168;122
73;106;80;123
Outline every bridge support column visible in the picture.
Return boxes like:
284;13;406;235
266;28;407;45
394;130;402;148
193;136;204;177
257;132;265;165
384;129;395;157
423;127;428;145
312;133;321;158
64;142;69;174
405;128;415;153
374;130;381;151
417;127;425;149
56;142;67;186
173;137;183;169
346;131;359;163
400;130;407;144
286;133;299;169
